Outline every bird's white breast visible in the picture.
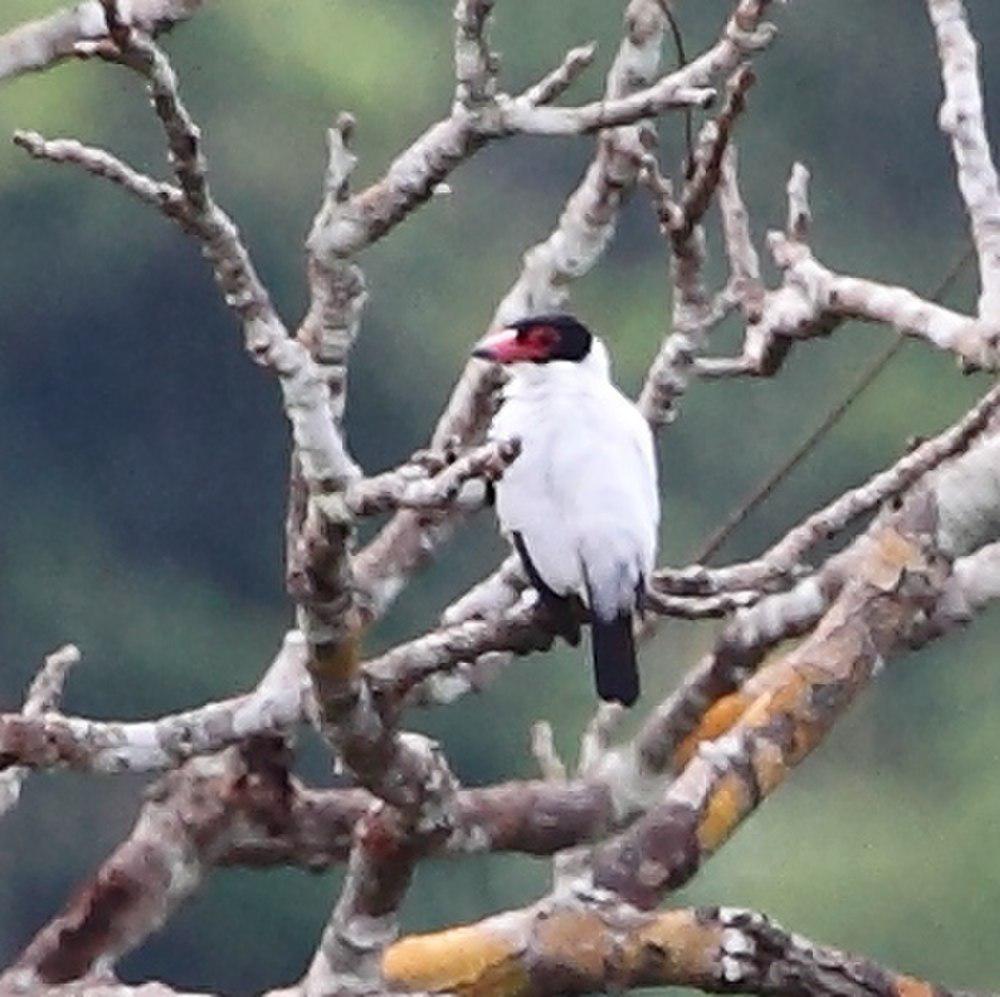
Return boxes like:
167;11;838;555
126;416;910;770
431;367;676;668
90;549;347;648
490;358;659;616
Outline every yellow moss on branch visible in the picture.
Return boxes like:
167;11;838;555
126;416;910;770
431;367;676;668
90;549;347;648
696;772;752;852
382;922;529;996
631;909;722;983
380;904;946;996
674;691;751;769
380;906;723;996
592;519;946;911
534;910;611;981
894;975;941;997
686;529;930;862
305;627;366;715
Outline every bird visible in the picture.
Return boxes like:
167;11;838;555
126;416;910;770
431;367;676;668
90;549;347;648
472;314;659;706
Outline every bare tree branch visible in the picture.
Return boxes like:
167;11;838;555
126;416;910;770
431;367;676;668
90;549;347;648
928;0;1000;321
638;65;755;429
910;540;1000;645
638;407;1000;782
301;794;446;989
217;776;620;871
0;634;309;775
12;131;187;215
3;738;293;990
440;555;526;626
695;162;997;380
595;430;1000;907
718;144;764;307
10;33;470;982
13;34;359;498
634;564;843;779
654;379;1000;596
493;81;715;137
346;440;519;518
0;0;208;83
0;645;80;817
381;903;958;996
520;43;598;108
595;525;936;905
295;0;715;432
453;0;499;109
364;596;555;710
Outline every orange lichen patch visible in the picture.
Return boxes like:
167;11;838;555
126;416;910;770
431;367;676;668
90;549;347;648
634;909;721;980
739;668;808;731
382;924;529;996
535;910;611;980
750;737;787;796
673;693;751;770
743;665;844;768
697;773;752;853
894;975;938;997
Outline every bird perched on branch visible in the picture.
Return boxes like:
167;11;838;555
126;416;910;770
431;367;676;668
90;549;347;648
473;314;659;706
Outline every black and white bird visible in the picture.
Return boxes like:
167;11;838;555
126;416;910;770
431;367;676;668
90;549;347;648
473;314;659;706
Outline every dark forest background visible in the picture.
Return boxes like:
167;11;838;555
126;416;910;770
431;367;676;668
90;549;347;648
1;1;999;992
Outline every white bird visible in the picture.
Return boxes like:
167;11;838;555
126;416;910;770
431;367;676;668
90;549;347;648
473;314;659;705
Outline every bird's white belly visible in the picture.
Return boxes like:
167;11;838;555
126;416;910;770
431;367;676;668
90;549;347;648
490;369;659;614
496;455;584;596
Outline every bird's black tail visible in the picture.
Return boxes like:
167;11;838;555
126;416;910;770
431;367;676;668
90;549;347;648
591;611;639;707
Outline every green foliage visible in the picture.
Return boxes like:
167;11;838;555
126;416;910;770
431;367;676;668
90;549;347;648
1;1;1000;991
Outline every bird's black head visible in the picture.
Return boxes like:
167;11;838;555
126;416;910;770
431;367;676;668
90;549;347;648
472;314;594;364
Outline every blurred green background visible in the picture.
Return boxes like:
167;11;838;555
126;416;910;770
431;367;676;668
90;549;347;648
1;0;999;992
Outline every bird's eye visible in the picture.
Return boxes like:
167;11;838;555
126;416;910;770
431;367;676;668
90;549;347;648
528;326;559;350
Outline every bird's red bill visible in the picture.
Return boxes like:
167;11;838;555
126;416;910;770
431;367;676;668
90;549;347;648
472;325;558;363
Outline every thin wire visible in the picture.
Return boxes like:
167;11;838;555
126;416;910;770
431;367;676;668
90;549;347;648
693;243;978;564
656;0;695;177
